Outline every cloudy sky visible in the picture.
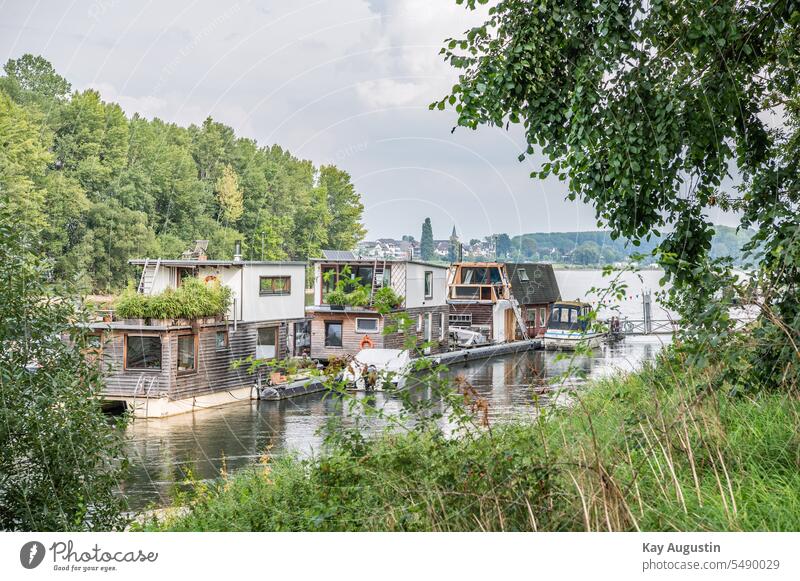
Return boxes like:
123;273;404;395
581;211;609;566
2;0;736;240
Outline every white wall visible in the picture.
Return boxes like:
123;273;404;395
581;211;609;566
239;263;305;322
492;300;512;343
149;266;173;294
405;262;448;309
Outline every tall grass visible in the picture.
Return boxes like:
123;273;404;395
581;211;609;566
143;354;800;531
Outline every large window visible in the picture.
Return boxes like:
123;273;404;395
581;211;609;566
260;276;291;296
325;321;343;347
257;327;278;359
177;334;197;373
526;308;537;323
125;335;162;370
424;271;433;299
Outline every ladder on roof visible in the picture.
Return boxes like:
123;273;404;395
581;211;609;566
509;296;531;341
371;258;387;300
137;258;161;295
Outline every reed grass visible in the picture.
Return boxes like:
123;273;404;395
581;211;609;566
144;355;800;532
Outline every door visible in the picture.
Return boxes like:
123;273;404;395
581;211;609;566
505;307;515;342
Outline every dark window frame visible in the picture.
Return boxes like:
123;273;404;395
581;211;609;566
259;275;292;296
177;333;198;375
324;321;343;348
215;330;229;351
124;334;163;371
424;270;433;299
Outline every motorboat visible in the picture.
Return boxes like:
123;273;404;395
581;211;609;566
449;327;489;348
544;301;606;350
341;348;412;391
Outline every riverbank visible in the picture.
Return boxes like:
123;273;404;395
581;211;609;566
139;353;800;531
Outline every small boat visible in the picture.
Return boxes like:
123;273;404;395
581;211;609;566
341;348;412;391
544;301;606;350
449;327;489;348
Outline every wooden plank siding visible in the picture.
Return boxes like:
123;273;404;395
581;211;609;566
97;321;296;402
448;303;494;337
309;312;385;360
383;304;449;354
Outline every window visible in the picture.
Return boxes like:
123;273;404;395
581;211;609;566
569;308;579;324
526;308;537;322
257;327;278;359
177;334;197;373
324;321;343;347
355;318;378;334
461;267;486;284
424;271;433;299
539;307;547;327
449;314;472;327
215;330;229;350
125;335;162;370
517;269;529;282
418;314;423;332
322;267;337;299
439;312;446;340
260;276;291;296
561;308;571;323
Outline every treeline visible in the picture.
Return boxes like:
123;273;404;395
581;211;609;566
491;225;752;266
0;55;365;292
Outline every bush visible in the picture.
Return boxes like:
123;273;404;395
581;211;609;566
114;277;231;320
373;286;403;313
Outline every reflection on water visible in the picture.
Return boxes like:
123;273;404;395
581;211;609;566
120;336;669;510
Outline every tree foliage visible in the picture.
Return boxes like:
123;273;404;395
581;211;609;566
0;54;367;292
437;0;800;390
0;212;127;531
420;217;434;261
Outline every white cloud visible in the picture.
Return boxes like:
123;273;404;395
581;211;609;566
355;79;427;108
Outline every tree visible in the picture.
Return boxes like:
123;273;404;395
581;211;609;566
319;165;365;250
572;241;601;266
437;0;800;389
215;164;244;224
420;217;434;261
0;213;127;530
495;233;511;257
1;53;71;104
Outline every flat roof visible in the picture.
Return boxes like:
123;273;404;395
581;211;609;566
309;257;448;269
129;259;307;267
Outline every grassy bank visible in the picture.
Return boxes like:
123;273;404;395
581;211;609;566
143;356;800;531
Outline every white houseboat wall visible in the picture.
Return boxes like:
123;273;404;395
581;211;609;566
306;251;449;360
90;241;308;417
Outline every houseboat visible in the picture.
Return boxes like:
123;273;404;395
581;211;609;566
504;262;561;338
543;300;606;350
88;241;309;417
447;261;529;344
306;251;450;360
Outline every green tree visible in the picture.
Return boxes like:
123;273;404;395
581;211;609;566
420;217;434;261
572;241;600;266
319;165;365;250
436;0;800;389
0;213;127;530
215;164;244;224
495;233;511;257
1;53;71;105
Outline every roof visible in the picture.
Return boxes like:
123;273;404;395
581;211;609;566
129;259;307;267
505;262;561;305
309;256;448;270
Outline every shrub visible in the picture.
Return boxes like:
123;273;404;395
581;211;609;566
114;277;232;320
373;286;403;313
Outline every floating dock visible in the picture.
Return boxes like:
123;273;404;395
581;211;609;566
428;338;542;365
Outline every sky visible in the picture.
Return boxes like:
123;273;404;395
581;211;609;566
1;0;739;241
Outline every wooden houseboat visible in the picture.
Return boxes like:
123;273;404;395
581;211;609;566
504;262;561;337
446;261;529;343
88;241;308;417
306;251;450;360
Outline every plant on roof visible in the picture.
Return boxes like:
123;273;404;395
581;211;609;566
115;277;232;320
373;286;403;314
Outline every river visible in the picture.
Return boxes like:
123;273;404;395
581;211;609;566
120;268;672;510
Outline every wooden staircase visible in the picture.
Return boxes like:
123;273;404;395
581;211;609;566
137;258;161;295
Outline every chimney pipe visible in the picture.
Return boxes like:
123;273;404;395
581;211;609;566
234;240;242;262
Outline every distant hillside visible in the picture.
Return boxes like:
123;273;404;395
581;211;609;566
495;225;753;266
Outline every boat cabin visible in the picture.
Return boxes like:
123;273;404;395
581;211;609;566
447;262;523;343
88;241;309;417
307;250;449;359
505;262;561;337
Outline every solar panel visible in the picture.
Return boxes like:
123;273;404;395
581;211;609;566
321;250;357;260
